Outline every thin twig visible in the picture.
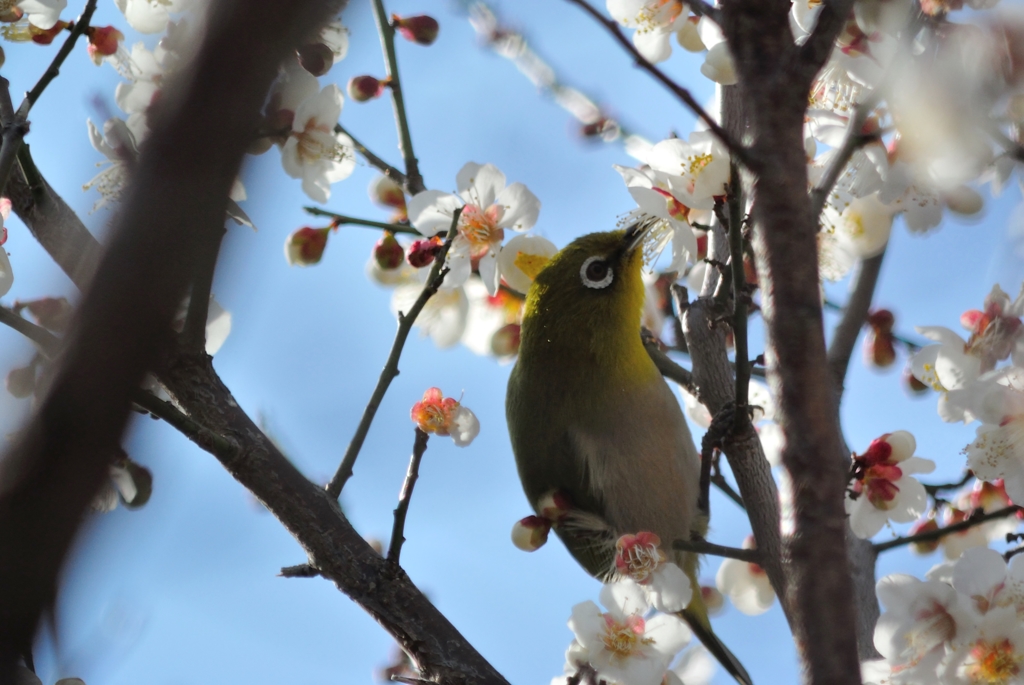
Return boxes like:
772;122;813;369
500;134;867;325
826;251;886;392
130;389;237;458
0;79;28;199
923;471;973;498
0;307;59;356
387;428;429;567
822;297;922;352
279;563;320;578
673;537;761;563
726;162;750;413
562;0;751;168
335;123;409;189
181;228;226;353
303;207;420;235
873;506;1022;553
642;336;697;396
371;0;425;195
325;209;462;498
24;0;100;111
810;100;881;221
711;473;745;510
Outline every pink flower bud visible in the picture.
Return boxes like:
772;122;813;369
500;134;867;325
490;323;521;358
20;297;73;333
392;14;439;46
369;175;407;211
297;42;335;77
86;25;123;60
864;328;897;368
909;518;940;555
867;308;895;332
536;490;572;522
30;21;66;45
903;367;930;395
374;232;404;271
406;237;442;268
284;226;331;266
6;365;35;399
347;75;387;102
511;515;550;551
701;584;725;615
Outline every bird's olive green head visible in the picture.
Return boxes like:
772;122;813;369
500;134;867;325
518;225;651;371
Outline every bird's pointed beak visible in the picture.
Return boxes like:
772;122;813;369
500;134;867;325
622;217;657;255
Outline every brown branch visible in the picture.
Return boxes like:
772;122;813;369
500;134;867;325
0;0;347;672
387;428;429;566
563;0;751;168
6;147;102;290
326;210;460;498
720;2;864;678
303;207;420;235
795;0;857;84
334;123;409;190
372;0;425;195
24;0;100;110
873;506;1021;553
0;307;59;356
711;473;746;510
0;79;28;199
673;538;761;563
643;336;697;397
826;251;886;393
159;353;508;683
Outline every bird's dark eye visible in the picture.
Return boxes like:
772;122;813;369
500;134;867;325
580;256;614;289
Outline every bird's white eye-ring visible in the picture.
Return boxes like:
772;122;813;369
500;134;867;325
580;256;614;289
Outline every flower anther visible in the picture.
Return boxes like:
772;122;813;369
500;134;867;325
615;532;666;584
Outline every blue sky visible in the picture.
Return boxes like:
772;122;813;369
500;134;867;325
2;0;1023;683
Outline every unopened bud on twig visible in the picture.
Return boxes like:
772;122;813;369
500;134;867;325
392;14;439;45
297;42;335;77
347;75;387;102
374;233;404;271
511;515;550;551
285;226;331;266
406;237;443;268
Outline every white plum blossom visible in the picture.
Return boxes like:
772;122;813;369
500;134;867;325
614;164;698;273
496;233;558;295
113;0;188;34
646;132;731;210
410;387;480;447
614;532;693;613
406;162;541;295
83;117;140;211
757;421;784;467
965;372;1024;504
392;277;469;349
7;0;65;30
910;327;985;423
666;646;716;685
460;276;523;360
114;42;167;133
846;431;935;539
819;193;895;281
0;198;11;298
873;573;973;681
951;548;1024;620
606;0;687;63
567;581;690;685
941;607;1024;685
716;536;775;615
696;19;737;86
280;84;356;203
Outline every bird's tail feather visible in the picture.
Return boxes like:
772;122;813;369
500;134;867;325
678;607;753;685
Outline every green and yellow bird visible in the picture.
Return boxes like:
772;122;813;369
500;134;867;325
506;223;752;685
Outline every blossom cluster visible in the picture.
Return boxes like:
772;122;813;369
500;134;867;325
552;532;714;685
866;548;1024;685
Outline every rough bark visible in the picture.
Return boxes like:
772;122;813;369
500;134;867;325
719;0;864;681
